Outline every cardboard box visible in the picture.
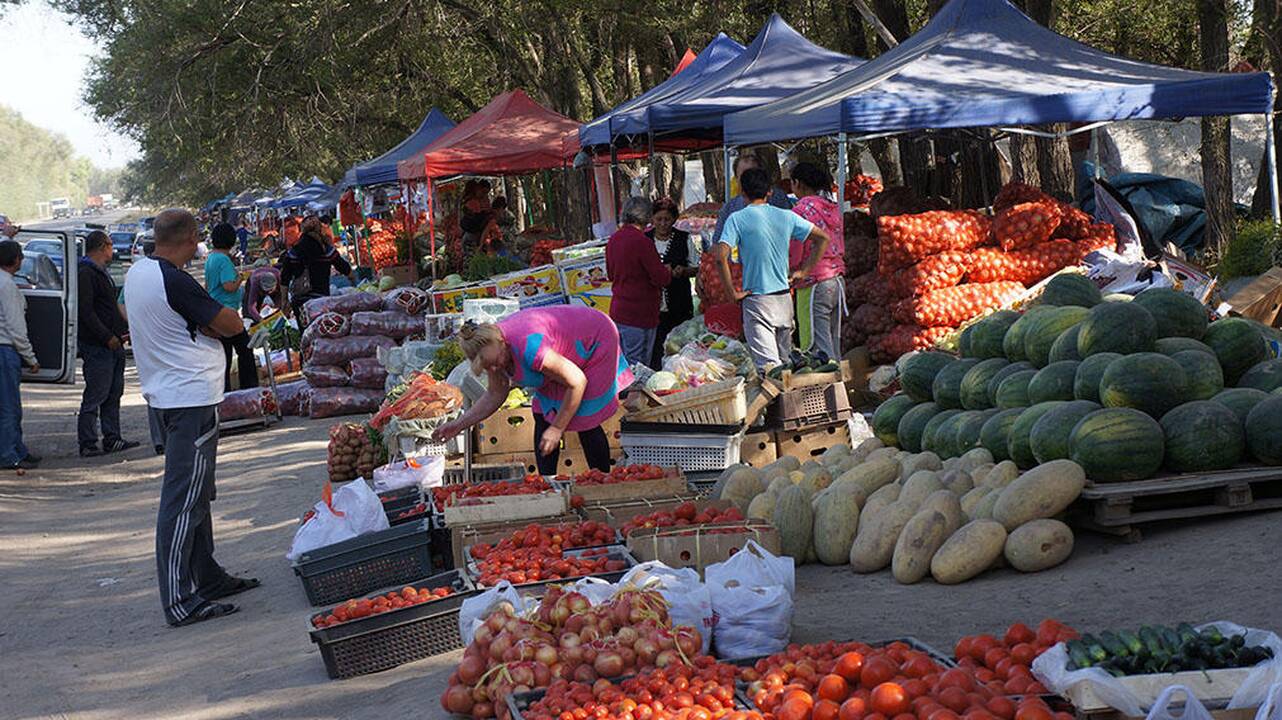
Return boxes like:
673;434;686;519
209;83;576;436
473;406;535;455
380;264;417;287
494;264;566;308
626;521;780;575
775;420;851;462
431;283;496;314
740;431;778;467
473;449;619;478
1222;266;1282;327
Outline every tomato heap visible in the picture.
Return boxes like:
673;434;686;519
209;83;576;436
469;521;618;561
619;501;747;538
310;585;454;628
530;238;568;266
739;639;1070;720
363;217;407;270
524;657;763;720
562;464;670;486
472;542;628;587
952;620;1079;697
431;475;554;511
390;501;427;521
440;585;704;720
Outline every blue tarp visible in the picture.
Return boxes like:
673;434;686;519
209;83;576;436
724;0;1273;146
578;33;746;150
343;108;456;187
271;177;331;209
611;14;862;142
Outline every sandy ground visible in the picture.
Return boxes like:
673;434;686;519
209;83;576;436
2;366;1281;720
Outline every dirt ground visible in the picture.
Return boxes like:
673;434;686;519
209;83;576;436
2;366;1280;720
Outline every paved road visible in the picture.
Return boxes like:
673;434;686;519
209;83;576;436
20;208;140;232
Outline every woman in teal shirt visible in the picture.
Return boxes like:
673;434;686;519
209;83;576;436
206;226;258;391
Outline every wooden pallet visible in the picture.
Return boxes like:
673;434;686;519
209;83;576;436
1073;466;1282;542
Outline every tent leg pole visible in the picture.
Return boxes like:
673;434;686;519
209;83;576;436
724;146;733;204
836;133;848;213
1266;111;1280;225
648;132;657;197
610;144;621;224
1091;128;1102;180
427;181;438;281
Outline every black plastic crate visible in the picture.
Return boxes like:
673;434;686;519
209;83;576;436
443;463;526;485
292;519;433;606
380;487;429;527
308;569;477;680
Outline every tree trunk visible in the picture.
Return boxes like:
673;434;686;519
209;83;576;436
1250;0;1281;218
1200;0;1236;251
1016;0;1076;199
756;146;784;187
668;154;686;208
832;0;870;58
702;150;725;203
1010;133;1041;186
869;0;931;189
869;138;904;186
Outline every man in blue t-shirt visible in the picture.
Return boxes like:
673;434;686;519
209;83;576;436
715;168;831;370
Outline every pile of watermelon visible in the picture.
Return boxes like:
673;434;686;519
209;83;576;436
849;182;1119;362
871;273;1282;483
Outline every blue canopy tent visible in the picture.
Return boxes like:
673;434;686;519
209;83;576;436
578;33;746;152
342;108;455;188
271;177;331;209
722;0;1278;219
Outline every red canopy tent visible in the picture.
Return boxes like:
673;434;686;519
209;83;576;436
671;49;697;77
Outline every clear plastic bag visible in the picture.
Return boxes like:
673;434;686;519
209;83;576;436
310;335;397;366
383;286;430;315
350;310;424;340
218;387;278;420
705;540;795;659
303;363;350;388
349;356;388;390
1146;686;1213;720
371;455;445;493
286;480;390;561
275;379;313;416
309;387;386;419
1254;684;1282;720
303;291;384;323
617;561;714;654
459;581;535;645
662;342;738;387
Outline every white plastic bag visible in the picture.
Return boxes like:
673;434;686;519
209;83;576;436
617;561;715;654
571;576;618;606
1033;621;1282;716
1254;684;1282;720
286;481;389;561
1146;686;1213;720
371;455;445;493
705;540;795;659
458;581;534;645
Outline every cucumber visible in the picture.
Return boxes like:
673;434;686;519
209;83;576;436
1201;626;1225;645
1099;631;1129;658
1139;626;1164;656
1160;627;1182;654
1176;623;1198;645
1066;640;1093;668
1118;630;1144;655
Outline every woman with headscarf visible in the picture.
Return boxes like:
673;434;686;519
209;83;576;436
645;196;697;368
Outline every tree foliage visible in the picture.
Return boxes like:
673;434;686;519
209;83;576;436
0;104;123;219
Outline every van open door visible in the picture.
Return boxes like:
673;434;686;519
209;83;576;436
15;229;77;383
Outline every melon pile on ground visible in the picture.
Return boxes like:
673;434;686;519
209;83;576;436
874;274;1282;483
715;440;1084;584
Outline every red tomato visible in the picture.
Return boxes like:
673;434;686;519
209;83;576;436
860;658;896;689
1009;644;1037;667
870;683;910;717
986;697;1016;720
840;697;868;720
937;669;975;693
815;700;843;720
1004;623;1036;646
835;652;866;683
818;675;851;703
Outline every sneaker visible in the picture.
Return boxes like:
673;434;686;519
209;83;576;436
3;457;39;470
80;446;104;458
154;445;165;456
23;453;41;464
104;439;141;454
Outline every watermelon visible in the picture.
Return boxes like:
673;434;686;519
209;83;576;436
1131;287;1209;339
970;310;1021;359
921;409;963;455
900;351;956;402
1025;306;1090;368
1003;306;1054;362
958;323;977;358
1169;350;1224;401
1212;388;1270;423
1237;358;1282;393
1069;408;1166;482
1160;401;1244;472
1203;317;1270;386
979;408;1023;462
1040;273;1102;307
949;410;992;458
1098;352;1189;419
1030;399;1101;464
1028;360;1081;404
1047;324;1082;364
1246;396;1282;464
960;358;1009;410
1074;352;1121;403
995;370;1038;410
872;394;917;446
1007;402;1065;469
1076;301;1157;357
897;402;942;452
987;361;1035;405
932;358;981;409
1155;337;1215;356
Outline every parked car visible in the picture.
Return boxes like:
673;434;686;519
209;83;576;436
109;231;136;261
21;238;72;273
14;252;62;290
131;229;156;262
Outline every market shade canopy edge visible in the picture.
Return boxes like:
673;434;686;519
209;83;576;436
397;90;581;180
611;13;863;142
343;108;456;188
723;0;1273;146
578;32;747;151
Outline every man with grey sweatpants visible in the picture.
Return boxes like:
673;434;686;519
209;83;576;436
124;209;259;626
715;168;831;370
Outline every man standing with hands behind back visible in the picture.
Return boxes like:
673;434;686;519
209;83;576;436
77;230;140;457
125;209;260;627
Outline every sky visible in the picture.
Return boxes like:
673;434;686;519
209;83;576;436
0;2;140;168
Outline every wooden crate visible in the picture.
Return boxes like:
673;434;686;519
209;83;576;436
764;359;853;393
449;513;580;569
565;470;687;503
1074;466;1282;541
740;431;778;467
627;378;748;425
774;420;851;462
1065;667;1250;713
473;406;535;455
576;496;710;526
626;521;780;575
441;490;569;527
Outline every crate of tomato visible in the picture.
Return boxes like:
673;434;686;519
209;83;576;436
433;474;569;527
307;569;477;679
467;528;636;589
623;501;779;574
559;464;687;504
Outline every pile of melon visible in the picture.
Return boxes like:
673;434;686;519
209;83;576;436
716;440;1085;583
871;274;1282;483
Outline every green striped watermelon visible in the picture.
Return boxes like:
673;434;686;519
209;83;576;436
1076;301;1158;357
949;410;994;458
1028;360;1081;404
960;358;1009;410
995;369;1038;410
1246;396;1282;464
1007;402;1065;469
1039;273;1102;308
933;358;982;409
1237;358;1282;393
872;394;917;447
969;310;1021;359
1030;399;1101;464
1073;352;1121;404
1203;318;1270;386
1099;352;1189;418
1155;337;1215;356
899;352;956;402
1004;307;1055;362
1160;401;1244;472
1131;287;1209;339
987;361;1035;405
1169;350;1224;401
979;408;1024;462
1212;388;1270;423
896;402;942;452
1048;324;1083;364
1069;408;1166;482
921;409;963;455
1025;307;1090;368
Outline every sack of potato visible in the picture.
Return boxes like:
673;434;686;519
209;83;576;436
327;422;387;483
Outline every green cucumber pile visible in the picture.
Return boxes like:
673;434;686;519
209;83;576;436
1066;623;1274;676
